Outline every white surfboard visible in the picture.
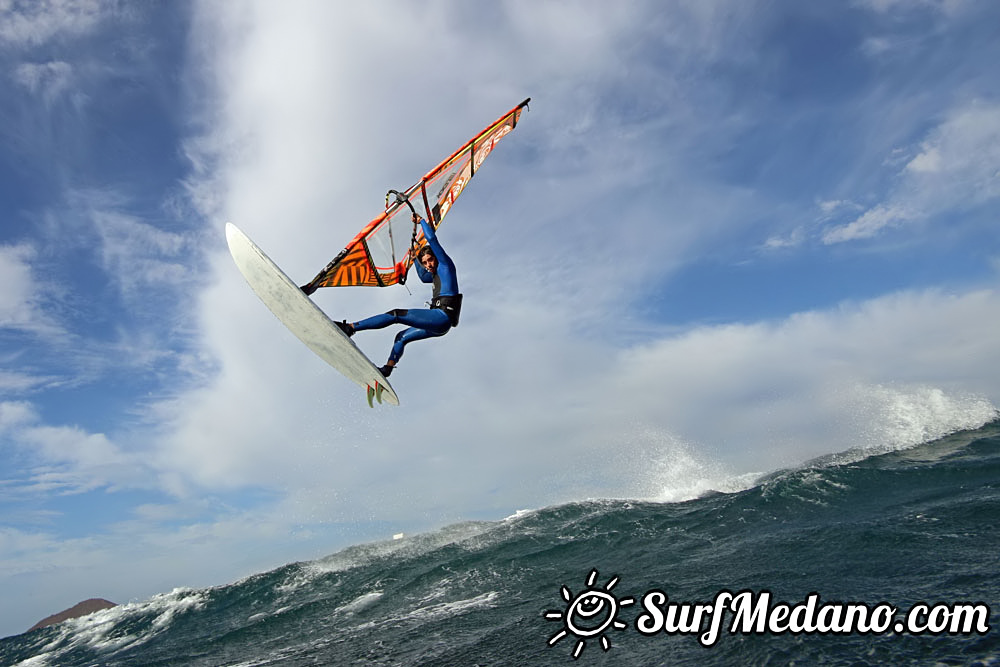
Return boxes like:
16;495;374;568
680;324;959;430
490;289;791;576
225;223;399;406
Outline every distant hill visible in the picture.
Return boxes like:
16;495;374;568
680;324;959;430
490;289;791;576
29;599;117;632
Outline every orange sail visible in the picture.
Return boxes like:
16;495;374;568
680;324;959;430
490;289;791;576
305;98;530;290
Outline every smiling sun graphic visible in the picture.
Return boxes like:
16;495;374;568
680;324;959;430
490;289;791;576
545;569;634;659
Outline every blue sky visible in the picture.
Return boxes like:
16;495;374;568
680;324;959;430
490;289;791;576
2;0;1000;638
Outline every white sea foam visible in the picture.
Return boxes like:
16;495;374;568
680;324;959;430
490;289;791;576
504;508;536;521
855;384;997;453
247;605;291;623
392;591;500;625
292;520;495;587
607;424;760;503
337;590;383;615
627;383;998;503
11;588;207;666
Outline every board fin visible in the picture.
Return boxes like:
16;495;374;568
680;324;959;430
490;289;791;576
365;383;385;408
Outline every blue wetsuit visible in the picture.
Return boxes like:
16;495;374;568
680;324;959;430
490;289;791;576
352;218;459;365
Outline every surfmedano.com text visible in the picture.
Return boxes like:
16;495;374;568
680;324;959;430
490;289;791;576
635;590;991;647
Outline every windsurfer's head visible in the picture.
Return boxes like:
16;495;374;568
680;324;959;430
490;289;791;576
417;246;437;273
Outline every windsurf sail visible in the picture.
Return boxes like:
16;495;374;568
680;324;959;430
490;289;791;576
302;98;530;290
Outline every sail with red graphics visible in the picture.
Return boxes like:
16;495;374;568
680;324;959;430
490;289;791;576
302;98;530;291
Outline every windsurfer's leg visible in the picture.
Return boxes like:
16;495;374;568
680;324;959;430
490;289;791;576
353;309;450;375
354;308;450;335
387;326;446;364
352;311;400;332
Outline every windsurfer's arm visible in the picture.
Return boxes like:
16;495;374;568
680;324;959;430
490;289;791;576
414;253;433;283
413;215;459;292
413;217;443;284
418;218;446;258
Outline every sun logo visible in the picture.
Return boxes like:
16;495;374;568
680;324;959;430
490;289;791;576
545;569;634;659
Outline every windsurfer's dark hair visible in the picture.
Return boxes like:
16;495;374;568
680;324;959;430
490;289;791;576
416;245;436;262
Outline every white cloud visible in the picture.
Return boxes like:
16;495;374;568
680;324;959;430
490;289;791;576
0;244;35;325
822;202;911;244
0;0;110;47
818;199;853;217
823;101;1000;244
0;400;36;432
0;244;59;336
602;287;1000;470
0;400;152;495
854;0;967;16
90;208;196;299
0;224;182;394
762;226;804;250
0;370;58;393
12;60;74;104
860;36;893;57
906;145;942;173
903;103;1000;206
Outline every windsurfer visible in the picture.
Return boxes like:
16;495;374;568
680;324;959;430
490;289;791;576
335;214;462;378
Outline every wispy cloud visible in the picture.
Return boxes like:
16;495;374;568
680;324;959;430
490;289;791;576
823;101;1000;244
823;202;912;244
0;0;111;47
11;60;74;104
0;244;63;337
0;369;61;394
90;208;198;301
0;244;37;328
854;0;968;17
903;103;1000;207
762;226;805;251
0;401;153;496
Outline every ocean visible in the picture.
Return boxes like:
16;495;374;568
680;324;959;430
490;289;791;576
2;420;998;666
